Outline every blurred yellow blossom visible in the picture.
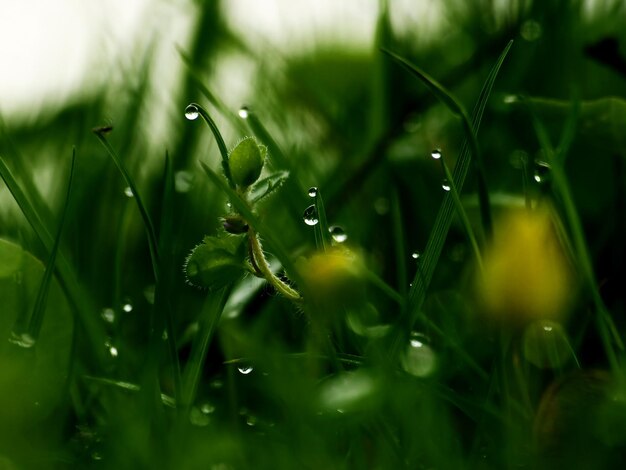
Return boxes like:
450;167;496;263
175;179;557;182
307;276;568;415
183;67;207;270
298;247;365;311
478;207;575;323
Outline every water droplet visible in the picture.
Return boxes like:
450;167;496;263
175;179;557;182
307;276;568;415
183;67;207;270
522;320;571;369
92;452;103;461
143;285;155;305
185;104;199;120
109;346;118;358
303;205;319;226
307;187;318;198
237;365;254;375
122;301;133;313
101;308;115;324
8;331;36;348
411;251;420;260
520;20;542;41
318;370;378;413
403;113;421;133
123;187;133;198
246;415;257;427
200;403;215;414
174;171;194;193
329;225;347;243
534;160;551;183
442;179;451;192
210;379;224;389
374;197;390;215
189;406;211;426
431;149;442;160
162;330;169;341
401;332;437;378
238;106;249;119
503;94;519;104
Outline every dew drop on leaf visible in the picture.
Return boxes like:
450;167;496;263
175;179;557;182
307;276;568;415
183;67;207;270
185;104;199;120
442;179;451;192
401;332;437;378
534;160;551;183
237;365;254;375
303;205;319;226
308;186;318;198
431;149;442;160
238;106;249;119
101;308;115;324
329;225;347;243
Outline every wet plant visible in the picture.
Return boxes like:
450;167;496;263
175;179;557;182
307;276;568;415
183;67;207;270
2;1;626;468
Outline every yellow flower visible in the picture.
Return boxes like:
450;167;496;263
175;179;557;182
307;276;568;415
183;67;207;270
298;247;365;311
478;207;574;323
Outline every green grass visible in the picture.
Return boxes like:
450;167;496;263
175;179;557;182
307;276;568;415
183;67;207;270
2;1;626;468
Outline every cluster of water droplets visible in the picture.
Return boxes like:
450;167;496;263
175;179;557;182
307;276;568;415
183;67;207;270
430;149;452;192
302;187;348;242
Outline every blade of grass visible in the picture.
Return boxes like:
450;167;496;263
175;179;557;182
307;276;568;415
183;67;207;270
187;103;235;189
27;148;76;339
181;287;232;409
157;152;183;402
139;153;183;409
0;154;107;366
390;189;408;297
313;188;332;251
438;156;484;274
382;47;495;236
527;102;624;371
397;40;512;345
93;132;160;282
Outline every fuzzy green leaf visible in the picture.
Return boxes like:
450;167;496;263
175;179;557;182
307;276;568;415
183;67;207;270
249;170;290;204
185;236;246;289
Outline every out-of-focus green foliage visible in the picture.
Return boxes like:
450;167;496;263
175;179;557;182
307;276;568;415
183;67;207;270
2;0;626;468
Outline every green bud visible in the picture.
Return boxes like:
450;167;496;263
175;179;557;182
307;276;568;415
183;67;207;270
222;214;249;234
185;236;245;289
228;137;265;187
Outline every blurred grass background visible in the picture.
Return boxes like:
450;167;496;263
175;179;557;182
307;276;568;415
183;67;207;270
2;0;626;468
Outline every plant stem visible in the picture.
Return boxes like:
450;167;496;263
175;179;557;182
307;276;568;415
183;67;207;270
247;227;302;302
